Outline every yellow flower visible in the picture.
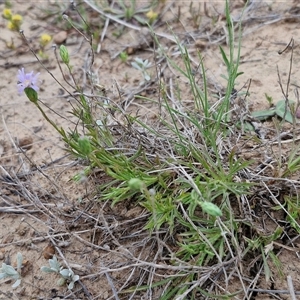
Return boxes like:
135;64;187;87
12;14;22;23
2;8;12;19
40;34;52;47
146;9;158;23
7;21;15;30
8;14;22;31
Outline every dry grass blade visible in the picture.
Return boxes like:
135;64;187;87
287;275;297;300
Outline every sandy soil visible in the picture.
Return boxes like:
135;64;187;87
1;1;300;299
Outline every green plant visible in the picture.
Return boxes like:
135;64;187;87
281;145;300;177
251;99;295;124
0;253;23;288
19;0;300;298
189;1;202;28
39;1;93;33
246;227;285;283
2;8;23;31
282;195;300;233
20;1;249;297
41;255;79;290
131;57;152;82
84;0;155;27
119;51;128;63
110;0;150;23
118;0;137;21
265;92;273;105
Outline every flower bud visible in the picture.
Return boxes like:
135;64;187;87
128;178;144;190
78;137;92;156
146;9;158;24
200;202;222;217
24;87;38;104
59;45;70;65
57;278;66;286
9;14;22;31
40;34;52;48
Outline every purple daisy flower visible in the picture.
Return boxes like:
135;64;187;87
17;68;40;94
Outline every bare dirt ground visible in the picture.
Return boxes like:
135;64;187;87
1;1;300;299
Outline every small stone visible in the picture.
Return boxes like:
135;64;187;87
0;250;5;260
17;224;28;236
53;31;67;45
43;243;56;259
195;39;207;49
18;136;33;150
126;47;134;55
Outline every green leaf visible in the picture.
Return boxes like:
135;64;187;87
41;266;57;273
133;15;147;24
12;278;21;288
1;263;18;276
68;281;75;290
251;109;276;120
48;255;60;272
60;268;71;278
275;100;294;123
239;121;255;131
16;253;23;270
200;201;222;217
219;46;230;71
0;272;8;279
78;136;92;156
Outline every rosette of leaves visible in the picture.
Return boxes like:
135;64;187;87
0;252;23;288
41;255;79;290
252;99;295;123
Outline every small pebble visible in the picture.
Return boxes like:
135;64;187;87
43;243;55;259
18;136;33;150
53;31;67;45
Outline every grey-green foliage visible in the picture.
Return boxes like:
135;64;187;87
41;255;79;290
0;252;23;288
251;99;295;124
131;57;151;81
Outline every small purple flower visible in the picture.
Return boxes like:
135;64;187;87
17;68;40;94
